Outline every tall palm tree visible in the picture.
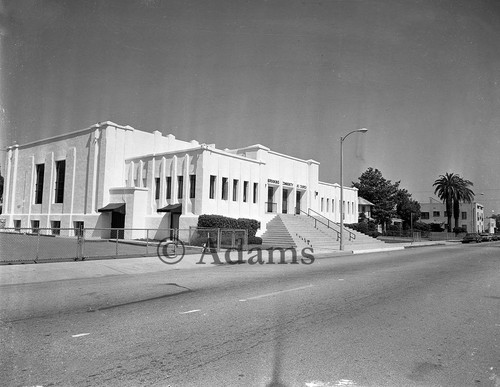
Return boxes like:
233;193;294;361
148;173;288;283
453;177;474;230
433;173;461;232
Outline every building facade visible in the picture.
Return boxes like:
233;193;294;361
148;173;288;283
1;121;360;238
419;198;484;233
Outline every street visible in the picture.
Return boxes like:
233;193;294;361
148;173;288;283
1;243;500;386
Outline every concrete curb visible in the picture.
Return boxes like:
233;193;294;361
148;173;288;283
0;241;459;286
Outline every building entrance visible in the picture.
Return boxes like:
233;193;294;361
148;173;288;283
267;186;277;213
110;211;125;239
282;189;290;214
296;191;303;214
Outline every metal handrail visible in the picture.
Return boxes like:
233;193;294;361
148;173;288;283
295;208;341;241
306;208;356;241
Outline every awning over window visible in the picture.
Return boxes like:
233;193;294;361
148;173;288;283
98;203;126;214
157;204;182;213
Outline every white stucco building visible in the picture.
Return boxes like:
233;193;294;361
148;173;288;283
419;198;484;233
1;121;360;238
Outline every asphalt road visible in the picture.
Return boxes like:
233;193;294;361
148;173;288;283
1;243;499;386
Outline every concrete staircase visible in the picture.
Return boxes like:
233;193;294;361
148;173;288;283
261;213;388;252
259;215;305;249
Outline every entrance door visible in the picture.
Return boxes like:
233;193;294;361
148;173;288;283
111;211;125;239
267;186;275;213
282;189;289;214
296;191;302;214
170;213;181;239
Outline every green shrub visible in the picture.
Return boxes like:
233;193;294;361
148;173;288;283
413;221;430;232
248;236;263;245
430;223;444;232
197;214;260;235
237;218;260;237
198;214;238;229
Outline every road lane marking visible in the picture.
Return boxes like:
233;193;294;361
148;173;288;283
239;284;313;302
306;380;356;386
179;309;201;314
72;333;90;338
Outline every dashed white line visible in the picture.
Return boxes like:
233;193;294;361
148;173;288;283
72;333;90;338
179;309;201;314
239;284;314;302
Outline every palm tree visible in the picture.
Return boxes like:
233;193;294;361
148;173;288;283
433;173;461;232
453;177;474;231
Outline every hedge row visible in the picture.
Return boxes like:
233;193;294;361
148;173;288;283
197;215;261;237
347;222;381;238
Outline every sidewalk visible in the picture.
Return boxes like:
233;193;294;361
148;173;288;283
0;241;454;286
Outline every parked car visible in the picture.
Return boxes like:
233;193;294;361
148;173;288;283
480;233;493;242
492;234;500;241
462;233;481;243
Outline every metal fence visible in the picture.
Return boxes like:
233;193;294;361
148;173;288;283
0;227;248;264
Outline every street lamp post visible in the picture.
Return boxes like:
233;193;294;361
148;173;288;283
340;128;368;251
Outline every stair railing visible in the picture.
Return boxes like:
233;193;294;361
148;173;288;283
302;208;356;242
295;208;341;241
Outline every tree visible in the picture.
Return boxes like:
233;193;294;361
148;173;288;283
433;172;475;232
394;188;421;230
452;178;474;230
433;173;460;232
352;168;399;231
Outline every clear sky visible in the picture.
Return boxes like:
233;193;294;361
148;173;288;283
1;0;500;214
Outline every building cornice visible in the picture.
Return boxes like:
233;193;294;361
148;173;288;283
125;144;266;165
13;121;134;150
319;181;358;191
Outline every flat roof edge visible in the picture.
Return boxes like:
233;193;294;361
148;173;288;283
12;121;135;149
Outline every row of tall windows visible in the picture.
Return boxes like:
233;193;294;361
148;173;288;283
320;197;338;213
14;219;78;236
209;175;258;203
34;160;66;204
156;175;196;200
320;197;355;216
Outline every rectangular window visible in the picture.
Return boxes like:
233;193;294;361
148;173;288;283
421;212;429;220
51;220;61;235
189;175;196;198
461;212;467;220
166;177;172;200
243;181;249;202
253;183;258;203
321;198;324;211
222;177;228;200
232;179;238;201
209;175;216;199
54;160;65;203
155;178;160;200
433;211;440;217
74;221;84;237
326;198;329;212
35;164;45;204
14;220;21;231
177;176;184;199
32;220;40;234
142;164;147;188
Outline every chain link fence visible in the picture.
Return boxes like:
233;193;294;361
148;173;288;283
0;227;248;264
